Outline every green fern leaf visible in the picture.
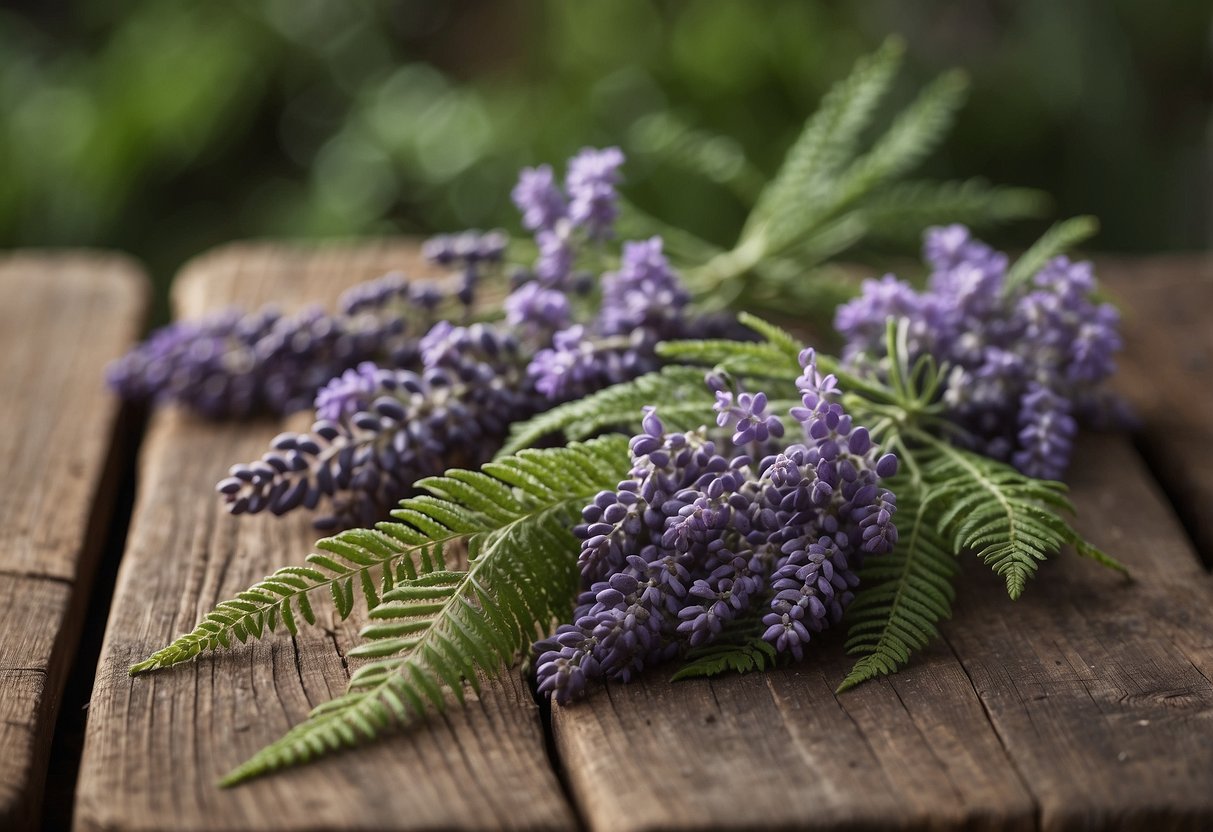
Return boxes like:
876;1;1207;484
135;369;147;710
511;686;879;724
1064;528;1130;575
629;112;765;202
671;616;777;681
831;71;969;211
920;437;1074;599
857;179;1051;243
655;339;801;381
497;365;713;458
1003;215;1100;295
132;437;628;676
742;37;903;244
219;436;630;785
838;482;957;691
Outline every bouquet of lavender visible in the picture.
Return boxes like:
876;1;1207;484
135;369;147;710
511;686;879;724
118;42;1122;787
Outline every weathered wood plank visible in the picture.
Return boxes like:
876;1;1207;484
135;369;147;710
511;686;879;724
74;241;576;832
1101;254;1213;564
947;435;1213;831
0;253;148;830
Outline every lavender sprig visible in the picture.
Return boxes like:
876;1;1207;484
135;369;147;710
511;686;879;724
534;350;898;704
836;225;1122;479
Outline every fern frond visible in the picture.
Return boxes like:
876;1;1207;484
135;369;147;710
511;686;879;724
1064;528;1130;575
497;365;713;458
629;112;765;202
920;436;1074;599
734;312;804;363
858;179;1051;243
656;339;801;381
132;437;629;676
671;615;776;681
1003;215;1100;295
838;482;956;691
829;71;970;215
220;436;631;785
742;37;903;244
129;527;459;674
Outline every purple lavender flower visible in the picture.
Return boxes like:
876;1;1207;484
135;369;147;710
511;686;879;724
835;225;1122;478
1012;383;1077;481
512;165;567;232
527;326;659;402
598;237;691;338
217;323;544;529
565;146;625;239
107;246;502;419
105;302;412;418
535;365;897;704
534;228;574;289
313;362;385;423
504;281;573;333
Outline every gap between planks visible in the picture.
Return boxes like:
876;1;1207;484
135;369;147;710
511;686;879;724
0;252;149;831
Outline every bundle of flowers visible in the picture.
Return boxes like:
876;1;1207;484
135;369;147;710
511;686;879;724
110;41;1126;787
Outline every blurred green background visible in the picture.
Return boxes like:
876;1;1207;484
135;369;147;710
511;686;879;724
3;0;1210;307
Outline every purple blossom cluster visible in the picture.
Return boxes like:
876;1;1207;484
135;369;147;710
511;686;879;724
835;225;1122;480
520;235;701;401
217;323;540;529
534;351;898;704
508;150;708;402
206;148;733;528
107;230;508;418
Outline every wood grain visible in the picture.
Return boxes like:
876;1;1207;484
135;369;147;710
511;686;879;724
0;253;148;830
1101;254;1213;565
74;241;576;832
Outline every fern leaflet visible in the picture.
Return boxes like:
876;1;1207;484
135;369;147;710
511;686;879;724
1003;215;1100;295
858;179;1050;243
839;480;956;691
919;434;1075;599
133;438;628;676
824;71;970;221
671;614;776;681
218;436;631;784
498;365;714;458
742;37;903;243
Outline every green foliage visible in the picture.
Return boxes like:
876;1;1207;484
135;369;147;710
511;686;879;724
1003;215;1101;295
217;436;630;784
498;365;715;458
605;37;1048;321
132;438;630;783
671;618;777;681
742;38;904;245
921;437;1089;599
675;37;1047;316
858;179;1051;244
838;484;955;691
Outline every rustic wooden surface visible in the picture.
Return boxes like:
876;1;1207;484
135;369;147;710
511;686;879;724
0;253;148;830
62;243;1213;831
73;242;576;832
1102;255;1213;565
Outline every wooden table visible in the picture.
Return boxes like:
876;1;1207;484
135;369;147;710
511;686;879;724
2;243;1211;831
